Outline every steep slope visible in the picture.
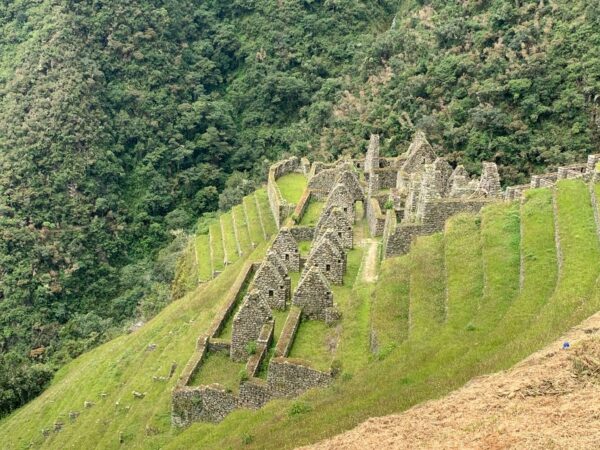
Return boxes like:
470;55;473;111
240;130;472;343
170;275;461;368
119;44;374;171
0;0;398;416
1;179;598;449
307;312;600;450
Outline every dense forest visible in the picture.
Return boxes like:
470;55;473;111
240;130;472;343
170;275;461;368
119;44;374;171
0;0;599;417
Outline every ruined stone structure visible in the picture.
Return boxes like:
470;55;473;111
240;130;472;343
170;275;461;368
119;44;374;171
305;231;346;285
230;290;272;361
253;252;290;310
315;206;353;249
173;130;600;428
271;228;300;272
292;266;334;320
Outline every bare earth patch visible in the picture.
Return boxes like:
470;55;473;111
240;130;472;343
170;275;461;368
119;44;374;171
302;312;600;450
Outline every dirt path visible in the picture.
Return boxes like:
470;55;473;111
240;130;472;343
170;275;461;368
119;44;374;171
302;312;600;450
360;239;379;283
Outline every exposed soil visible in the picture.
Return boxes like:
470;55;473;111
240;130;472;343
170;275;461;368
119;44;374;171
360;239;379;283
303;312;600;450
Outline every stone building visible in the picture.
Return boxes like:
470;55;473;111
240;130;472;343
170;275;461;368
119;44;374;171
231;290;272;361
478;162;502;198
271;228;300;272
314;206;353;249
253;257;290;310
336;170;364;203
324;183;354;224
305;232;346;285
292;266;334;320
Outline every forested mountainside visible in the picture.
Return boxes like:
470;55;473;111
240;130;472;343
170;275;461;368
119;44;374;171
0;0;399;416
0;0;599;418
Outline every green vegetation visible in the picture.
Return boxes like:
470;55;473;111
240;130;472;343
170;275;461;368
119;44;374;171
0;0;399;414
189;353;245;393
243;195;265;245
288;321;333;372
2;0;600;416
270;309;288;344
1;181;600;449
195;235;212;283
220;213;239;265
232;205;252;256
371;256;410;352
299;201;325;226
297;241;312;257
409;234;446;340
209;223;226;273
276;174;307;205
255;190;278;236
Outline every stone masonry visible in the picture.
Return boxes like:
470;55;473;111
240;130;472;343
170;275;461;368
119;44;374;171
292;266;334;320
325;183;355;224
315;206;353;249
305;233;346;285
253;257;290;310
231;290;272;361
271;228;300;272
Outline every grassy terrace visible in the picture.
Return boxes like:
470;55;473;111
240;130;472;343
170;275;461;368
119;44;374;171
189;352;245;393
255;189;277;235
232;205;252;256
4;181;600;450
220;213;239;264
371;255;410;351
243;194;265;244
288;320;334;371
299;200;324;226
209;222;225;272
194;234;212;282
276;173;307;204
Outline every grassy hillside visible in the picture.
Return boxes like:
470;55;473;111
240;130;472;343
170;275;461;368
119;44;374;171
2;180;599;449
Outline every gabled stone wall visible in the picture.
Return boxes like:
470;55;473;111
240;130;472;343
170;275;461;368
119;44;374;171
253;260;290;310
325;183;354;224
305;237;345;285
271;228;300;272
315;207;353;249
292;266;334;320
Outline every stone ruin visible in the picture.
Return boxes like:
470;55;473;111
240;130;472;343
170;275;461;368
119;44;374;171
172;158;365;426
172;130;600;427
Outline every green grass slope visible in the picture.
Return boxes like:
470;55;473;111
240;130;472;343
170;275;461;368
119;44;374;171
2;180;599;450
173;188;278;295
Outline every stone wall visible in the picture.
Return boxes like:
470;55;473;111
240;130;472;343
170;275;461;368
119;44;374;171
231;291;272;361
253;259;290;310
336;170;364;202
305;232;346;285
292;266;334;320
367;197;386;237
289;226;315;242
384;199;491;258
315;207;353;249
271;228;300;272
372;168;397;190
325;183;354;224
239;378;272;409
246;321;274;377
172;384;239;426
274;306;302;357
364;134;380;174
267;157;302;227
308;168;338;199
267;358;332;398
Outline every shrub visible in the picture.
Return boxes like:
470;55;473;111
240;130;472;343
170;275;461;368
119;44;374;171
245;341;257;355
288;401;312;417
